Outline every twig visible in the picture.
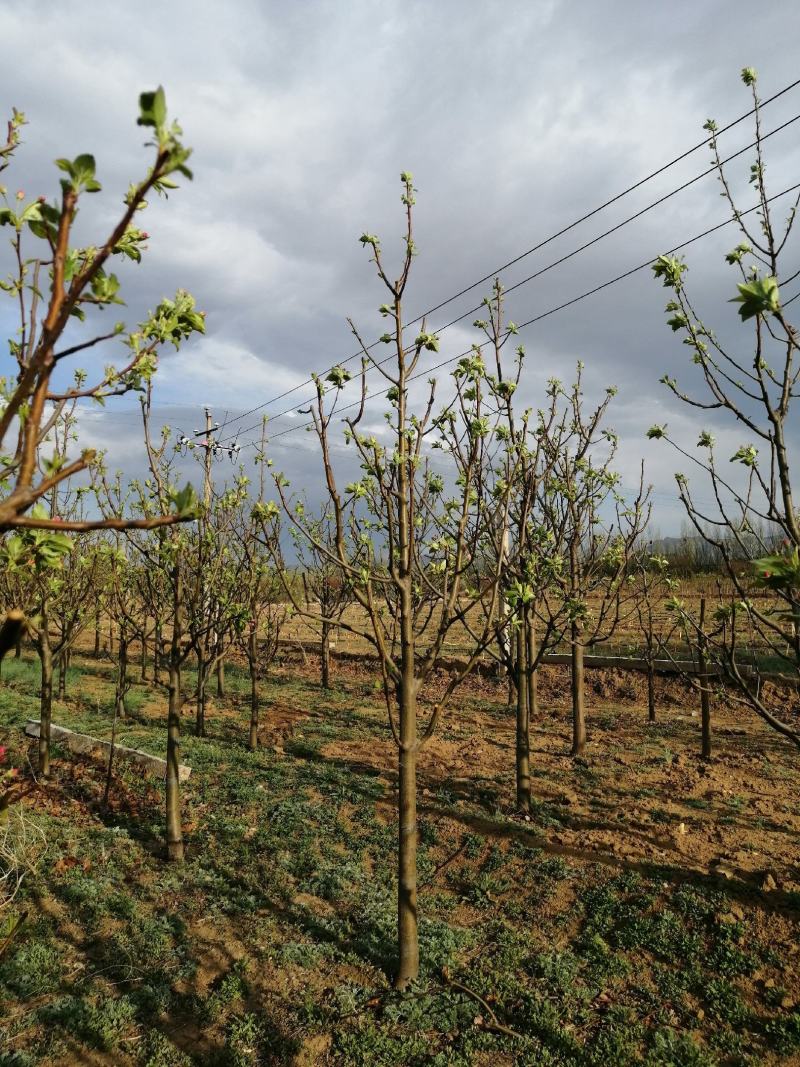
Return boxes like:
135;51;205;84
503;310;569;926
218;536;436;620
419;837;471;887
444;975;524;1040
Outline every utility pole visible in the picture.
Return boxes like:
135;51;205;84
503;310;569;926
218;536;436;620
176;408;241;510
202;406;213;510
176;409;242;733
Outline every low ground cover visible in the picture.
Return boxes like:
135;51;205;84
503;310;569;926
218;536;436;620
1;651;799;1065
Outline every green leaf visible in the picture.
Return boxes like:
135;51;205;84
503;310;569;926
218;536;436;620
169;482;200;518
143;289;205;349
73;154;96;179
112;226;149;263
730;444;758;467
26;201;59;240
652;255;688;290
730;275;780;321
90;270;123;305
326;366;352;389
20;202;42;224
138;86;167;129
725;242;751;265
415;332;439;353
252;500;280;521
752;545;800;591
54;154;101;194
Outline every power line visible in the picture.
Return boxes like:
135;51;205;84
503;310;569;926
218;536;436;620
235;180;800;450
217;109;800;443
216;76;800;439
222;127;800;449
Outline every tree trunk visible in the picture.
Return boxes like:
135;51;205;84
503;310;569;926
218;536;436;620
515;614;531;813
247;631;259;752
117;636;128;719
395;673;418;990
699;597;712;759
57;651;67;700
645;623;656;723
14;635;21;659
166;564;185;863
216;650;225;698
103;681;121;809
571;623;586;756
321;620;331;689
38;603;53;778
166;657;184;860
197;679;205;737
153;621;162;685
196;650;206;737
526;613;538;730
140;631;148;682
93;607;101;658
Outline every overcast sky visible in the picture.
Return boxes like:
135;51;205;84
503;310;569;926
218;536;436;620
2;1;799;534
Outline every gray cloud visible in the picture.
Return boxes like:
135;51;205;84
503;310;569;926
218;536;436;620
1;0;799;532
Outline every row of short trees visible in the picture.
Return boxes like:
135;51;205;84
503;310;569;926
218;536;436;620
266;68;800;985
1;69;798;987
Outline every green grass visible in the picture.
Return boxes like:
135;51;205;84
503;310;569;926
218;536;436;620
0;650;798;1065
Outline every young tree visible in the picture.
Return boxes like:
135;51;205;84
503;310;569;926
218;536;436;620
461;282;571;812
92;469;156;724
289;503;353;690
130;394;199;861
0;90;207;764
0;88;203;538
1;736;44;959
536;368;650;756
184;494;240;738
272;176;514;987
0;516;73;776
234;443;288;749
235;520;287;751
647;67;800;746
0;89;205;777
631;551;681;723
34;404;101;701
